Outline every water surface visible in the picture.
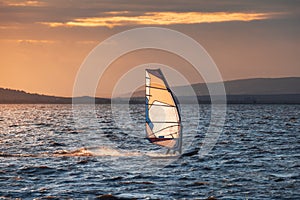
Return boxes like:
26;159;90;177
0;104;299;199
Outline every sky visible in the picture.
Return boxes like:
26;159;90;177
0;0;299;97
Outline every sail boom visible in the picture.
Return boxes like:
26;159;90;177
148;121;179;123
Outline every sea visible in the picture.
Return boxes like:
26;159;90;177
0;104;299;199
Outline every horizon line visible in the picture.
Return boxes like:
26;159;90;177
1;76;299;98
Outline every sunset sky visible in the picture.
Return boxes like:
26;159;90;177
0;0;299;97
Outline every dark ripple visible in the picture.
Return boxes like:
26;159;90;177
18;165;58;175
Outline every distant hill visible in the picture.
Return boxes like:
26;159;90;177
0;88;67;104
1;77;300;104
129;77;300;104
130;77;300;97
0;88;110;104
195;77;300;96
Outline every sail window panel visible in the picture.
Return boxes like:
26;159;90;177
148;89;175;107
155;125;180;138
149;101;179;122
149;101;180;138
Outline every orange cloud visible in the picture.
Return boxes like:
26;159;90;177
3;0;45;7
40;11;280;28
1;39;56;44
1;39;99;46
103;11;130;15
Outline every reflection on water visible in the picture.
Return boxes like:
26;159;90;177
0;104;299;199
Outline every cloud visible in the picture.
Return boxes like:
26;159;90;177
1;39;56;44
17;39;55;44
40;11;281;28
75;40;98;45
2;0;46;7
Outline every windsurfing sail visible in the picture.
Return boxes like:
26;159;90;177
145;69;182;154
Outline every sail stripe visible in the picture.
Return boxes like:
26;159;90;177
145;85;168;90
